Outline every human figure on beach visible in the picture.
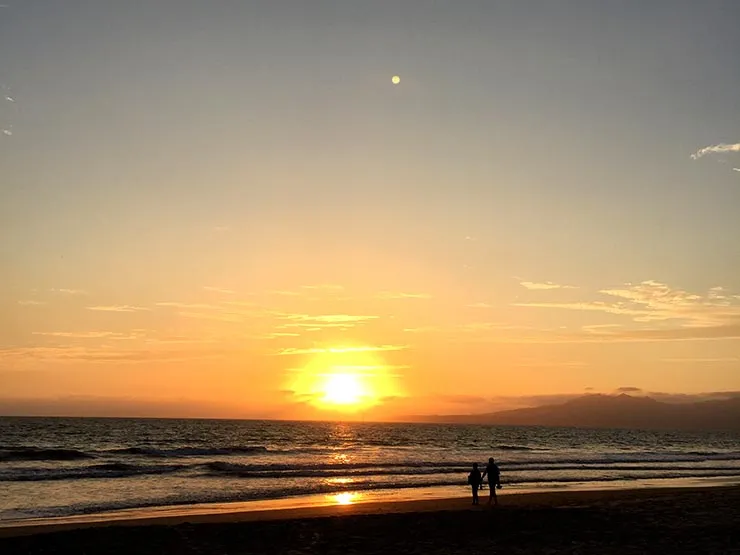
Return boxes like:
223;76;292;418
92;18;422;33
468;463;482;505
481;457;501;505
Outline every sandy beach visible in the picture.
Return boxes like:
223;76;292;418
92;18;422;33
2;486;739;554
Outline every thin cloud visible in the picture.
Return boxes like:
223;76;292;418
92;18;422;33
733;168;740;172
86;305;150;313
155;302;220;310
203;286;235;294
32;331;120;339
458;322;528;332
177;311;243;323
17;300;45;306
0;396;255;419
1;345;223;364
142;337;212;345
300;284;344;291
661;357;739;363
258;332;302;339
467;302;494;308
514;360;587;368
598;280;740;326
691;142;740;159
517;281;740;329
267;285;345;297
221;300;256;307
50;288;87;295
530;324;740;343
376;292;432;300
268;290;302;297
273;313;379;329
615;386;642;393
155;301;261;322
514;301;644;317
402;326;441;333
582;324;623;333
275;345;408;356
291;314;377;323
31;330;148;341
520;281;577;290
708;286;728;300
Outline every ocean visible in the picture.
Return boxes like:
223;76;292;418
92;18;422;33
2;417;740;524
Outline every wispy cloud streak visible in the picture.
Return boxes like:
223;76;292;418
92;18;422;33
517;281;740;326
155;302;220;310
691;142;740;159
376;292;432;299
87;305;150;313
203;286;235;294
520;281;577;290
33;331;121;339
275;345;407;356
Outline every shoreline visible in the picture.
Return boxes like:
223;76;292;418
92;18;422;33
2;482;738;539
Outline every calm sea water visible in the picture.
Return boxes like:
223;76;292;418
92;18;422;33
2;417;740;522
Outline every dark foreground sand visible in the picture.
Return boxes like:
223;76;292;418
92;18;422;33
2;486;739;554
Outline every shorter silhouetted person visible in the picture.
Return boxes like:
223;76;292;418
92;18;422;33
468;463;482;505
481;457;501;505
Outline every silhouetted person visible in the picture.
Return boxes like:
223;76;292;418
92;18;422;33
481;457;501;505
468;463;482;505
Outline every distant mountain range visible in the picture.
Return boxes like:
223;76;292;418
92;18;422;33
410;394;740;431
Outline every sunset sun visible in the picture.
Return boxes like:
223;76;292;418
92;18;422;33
321;373;364;406
285;346;403;414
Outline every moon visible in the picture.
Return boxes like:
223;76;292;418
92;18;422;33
391;75;401;85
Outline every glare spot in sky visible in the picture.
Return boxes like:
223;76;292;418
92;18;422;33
391;75;401;85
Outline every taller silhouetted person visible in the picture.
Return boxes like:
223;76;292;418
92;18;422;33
481;457;501;505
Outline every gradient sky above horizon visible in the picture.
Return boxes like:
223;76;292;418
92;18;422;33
1;0;739;419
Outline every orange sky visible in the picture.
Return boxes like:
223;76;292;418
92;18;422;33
2;2;740;419
3;275;740;419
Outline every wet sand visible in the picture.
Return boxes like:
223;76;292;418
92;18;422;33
1;486;739;554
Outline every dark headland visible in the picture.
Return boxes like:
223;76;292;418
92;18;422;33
409;394;740;431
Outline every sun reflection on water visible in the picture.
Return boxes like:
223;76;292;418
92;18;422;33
329;492;362;505
326;477;353;485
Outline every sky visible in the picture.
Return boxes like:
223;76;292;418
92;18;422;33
1;0;739;420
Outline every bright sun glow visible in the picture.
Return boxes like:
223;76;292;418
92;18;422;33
322;373;363;405
286;346;403;414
